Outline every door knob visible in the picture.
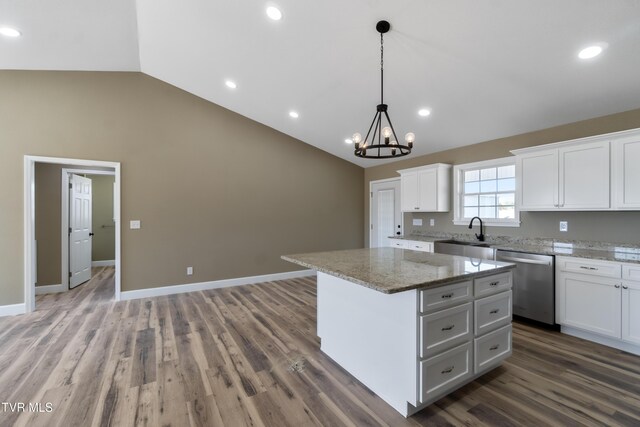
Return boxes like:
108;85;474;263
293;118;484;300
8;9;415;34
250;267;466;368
396;232;401;235
89;233;95;236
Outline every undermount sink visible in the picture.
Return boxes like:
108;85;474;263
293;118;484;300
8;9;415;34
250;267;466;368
434;239;496;260
436;239;490;247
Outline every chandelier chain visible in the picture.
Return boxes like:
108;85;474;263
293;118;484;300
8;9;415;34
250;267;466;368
380;33;384;104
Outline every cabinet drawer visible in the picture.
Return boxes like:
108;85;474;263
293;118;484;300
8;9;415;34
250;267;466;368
406;241;433;252
558;257;622;278
420;281;472;313
420;303;472;358
474;324;512;373
419;342;472;404
474;272;512;297
623;264;640;283
475;291;512;336
389;240;407;249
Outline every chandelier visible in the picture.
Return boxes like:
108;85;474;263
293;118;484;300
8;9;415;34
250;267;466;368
352;20;414;159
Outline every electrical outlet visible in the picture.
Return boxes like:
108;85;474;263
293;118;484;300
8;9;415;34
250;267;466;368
430;219;435;226
187;266;193;276
559;221;568;232
130;220;141;229
412;218;423;226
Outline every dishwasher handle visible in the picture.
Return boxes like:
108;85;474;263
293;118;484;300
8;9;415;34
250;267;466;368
497;256;551;266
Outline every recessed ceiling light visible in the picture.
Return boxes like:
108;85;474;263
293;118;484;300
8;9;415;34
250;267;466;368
344;138;353;144
578;43;607;59
0;27;21;38
289;111;299;119
266;6;283;21
418;108;431;117
225;80;237;89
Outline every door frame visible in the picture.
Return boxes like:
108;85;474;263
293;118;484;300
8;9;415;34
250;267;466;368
62;168;116;291
24;156;122;312
369;177;403;248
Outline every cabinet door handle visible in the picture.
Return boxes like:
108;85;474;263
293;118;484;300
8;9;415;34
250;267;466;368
623;285;629;290
489;344;500;351
579;266;598;271
441;366;454;374
441;325;455;331
490;308;500;314
615;284;621;289
414;207;420;210
489;281;499;287
441;293;454;299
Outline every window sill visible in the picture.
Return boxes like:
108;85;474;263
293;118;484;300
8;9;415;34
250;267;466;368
453;219;521;228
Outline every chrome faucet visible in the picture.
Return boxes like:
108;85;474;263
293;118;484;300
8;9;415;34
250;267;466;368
468;217;485;242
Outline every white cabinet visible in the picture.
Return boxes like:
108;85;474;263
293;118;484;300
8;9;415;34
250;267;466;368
556;271;621;338
622;264;640;345
398;164;451;212
515;141;610;210
388;238;433;253
622;282;640;345
613;137;640;209
556;256;640;353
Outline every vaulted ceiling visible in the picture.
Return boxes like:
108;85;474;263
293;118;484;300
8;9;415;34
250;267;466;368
2;1;640;167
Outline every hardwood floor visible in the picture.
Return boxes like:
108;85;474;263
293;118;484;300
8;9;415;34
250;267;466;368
1;268;639;426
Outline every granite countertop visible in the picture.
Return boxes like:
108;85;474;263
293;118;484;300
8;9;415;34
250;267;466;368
282;248;515;294
390;235;640;264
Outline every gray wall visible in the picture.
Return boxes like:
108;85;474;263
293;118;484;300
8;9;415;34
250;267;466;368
365;108;640;247
0;71;364;305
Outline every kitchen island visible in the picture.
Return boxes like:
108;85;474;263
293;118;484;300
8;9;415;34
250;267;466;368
282;247;516;417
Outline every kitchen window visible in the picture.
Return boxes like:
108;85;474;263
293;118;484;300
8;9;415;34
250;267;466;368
453;157;520;227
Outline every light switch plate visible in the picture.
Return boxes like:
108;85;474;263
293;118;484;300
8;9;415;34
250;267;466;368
412;218;423;226
559;221;568;232
187;267;193;276
430;219;435;226
130;220;141;229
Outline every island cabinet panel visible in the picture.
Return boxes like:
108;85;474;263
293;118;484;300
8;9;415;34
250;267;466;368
474;290;512;336
420;303;472;358
419;342;472;404
474;324;512;373
420;281;472;313
475;272;512;297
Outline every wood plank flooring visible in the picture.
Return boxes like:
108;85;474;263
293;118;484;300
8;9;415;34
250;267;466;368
0;267;639;426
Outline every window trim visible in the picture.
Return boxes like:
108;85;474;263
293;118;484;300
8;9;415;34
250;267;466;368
452;157;521;227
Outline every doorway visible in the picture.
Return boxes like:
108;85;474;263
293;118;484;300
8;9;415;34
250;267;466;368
24;156;122;312
370;178;402;248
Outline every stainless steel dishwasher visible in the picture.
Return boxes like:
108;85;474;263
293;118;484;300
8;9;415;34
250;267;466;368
495;250;555;325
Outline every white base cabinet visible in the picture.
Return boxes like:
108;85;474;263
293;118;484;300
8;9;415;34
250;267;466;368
388;237;433;253
556;257;640;355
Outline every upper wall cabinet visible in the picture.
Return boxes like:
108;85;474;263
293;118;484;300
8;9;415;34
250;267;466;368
613;137;640;209
398;164;452;212
514;137;618;211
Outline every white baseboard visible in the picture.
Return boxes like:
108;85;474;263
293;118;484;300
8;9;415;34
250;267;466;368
120;269;316;301
92;260;116;267
0;303;27;317
35;283;66;295
561;326;640;356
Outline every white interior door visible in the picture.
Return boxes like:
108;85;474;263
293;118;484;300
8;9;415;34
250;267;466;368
69;174;93;288
370;179;402;248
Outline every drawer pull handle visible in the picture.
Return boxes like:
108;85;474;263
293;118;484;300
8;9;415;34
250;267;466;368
441;293;454;299
615;284;620;289
623;285;629;290
490;308;500;314
579;266;598;271
489;281;499;287
490;344;500;351
441;366;454;374
441;325;455;331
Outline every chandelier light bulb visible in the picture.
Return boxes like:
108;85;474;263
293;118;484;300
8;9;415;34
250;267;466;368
352;133;362;144
405;132;415;143
382;127;392;138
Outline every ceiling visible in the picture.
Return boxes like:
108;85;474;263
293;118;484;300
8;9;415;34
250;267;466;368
2;1;640;167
